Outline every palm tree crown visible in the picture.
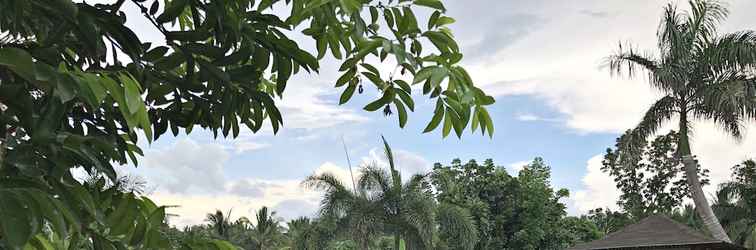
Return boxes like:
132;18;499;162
606;0;756;242
304;136;476;249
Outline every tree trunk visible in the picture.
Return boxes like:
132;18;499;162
394;232;401;250
679;117;731;242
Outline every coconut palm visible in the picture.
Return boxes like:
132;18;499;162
606;0;756;241
304;171;382;249
206;209;233;240
251;206;284;250
305;136;474;249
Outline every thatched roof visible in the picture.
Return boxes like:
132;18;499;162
567;215;745;250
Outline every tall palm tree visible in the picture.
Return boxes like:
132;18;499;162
606;0;756;241
305;136;447;249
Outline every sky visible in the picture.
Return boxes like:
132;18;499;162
107;0;756;227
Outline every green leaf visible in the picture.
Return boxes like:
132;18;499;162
471;107;480;132
396;88;414;111
327;32;343;59
339;0;361;14
0;48;36;83
360;63;381;77
479;107;494;137
340;83;356;104
336;68;356;87
27;234;55;250
198;59;230;82
364;88;394;111
383;9;395;27
413;66;436;84
257;0;275;11
437;16;456;26
394;99;408;127
362;72;383;86
157;0;188;23
148;207;166;226
442;109;452;138
394;79;411;93
0;191;35;249
429;67;448;89
121;75;143;115
428;11;441;29
414;0;446;11
165;31;212;42
27;191;68;238
423;101;444;133
144;46;169;62
369;6;379;23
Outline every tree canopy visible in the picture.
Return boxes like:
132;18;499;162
430;158;599;249
602;130;709;219
0;0;495;248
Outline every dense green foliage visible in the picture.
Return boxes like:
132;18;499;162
430;158;600;249
0;0;494;248
606;0;756;240
304;137;477;249
602;130;709;219
714;160;756;248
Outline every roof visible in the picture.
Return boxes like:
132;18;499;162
567;215;745;250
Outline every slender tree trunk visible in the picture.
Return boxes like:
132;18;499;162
679;115;731;242
394;231;401;250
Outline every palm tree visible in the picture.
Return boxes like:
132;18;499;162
206;209;233;240
286;217;314;250
305;136;448;249
251;206;284;249
304;171;382;249
606;0;756;241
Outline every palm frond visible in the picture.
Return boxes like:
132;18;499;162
303;173;355;218
606;43;660;79
631;95;678;145
380;135;403;188
704;31;756;72
358;164;392;194
687;0;728;44
399;190;436;248
436;203;479;250
691;75;756;140
657;2;689;61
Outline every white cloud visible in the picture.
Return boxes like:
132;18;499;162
276;78;369;130
515;113;560;123
689;121;756;196
360;147;432;179
151;161;355;228
570;155;621;214
141;139;230;194
459;1;756;134
232;141;270;154
569;121;756;214
506;160;530;175
516;114;540;121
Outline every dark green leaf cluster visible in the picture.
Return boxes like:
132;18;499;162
0;0;491;248
430;158;599;249
713;160;756;248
